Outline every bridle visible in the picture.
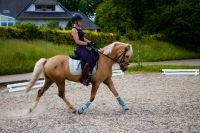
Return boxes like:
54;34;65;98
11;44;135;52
91;46;130;71
113;47;130;71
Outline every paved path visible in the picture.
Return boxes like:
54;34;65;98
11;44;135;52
0;73;44;84
139;59;200;66
0;59;199;84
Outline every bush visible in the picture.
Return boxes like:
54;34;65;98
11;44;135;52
125;30;141;41
40;30;74;45
40;22;61;30
0;26;118;47
84;31;118;48
65;21;72;30
142;33;166;41
47;22;61;29
0;27;23;39
15;23;41;40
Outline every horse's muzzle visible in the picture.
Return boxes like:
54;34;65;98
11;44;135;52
120;62;129;72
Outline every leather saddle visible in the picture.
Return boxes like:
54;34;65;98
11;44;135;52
70;50;86;69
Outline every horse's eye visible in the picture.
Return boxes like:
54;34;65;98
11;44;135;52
126;55;129;58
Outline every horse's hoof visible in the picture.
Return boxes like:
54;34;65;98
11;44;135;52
122;104;129;112
78;107;84;114
29;108;33;113
72;109;77;114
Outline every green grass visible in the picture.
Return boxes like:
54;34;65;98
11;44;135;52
120;37;200;62
0;39;74;75
0;38;200;75
127;65;200;73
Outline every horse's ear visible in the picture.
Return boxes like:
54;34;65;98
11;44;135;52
125;44;133;56
125;45;130;52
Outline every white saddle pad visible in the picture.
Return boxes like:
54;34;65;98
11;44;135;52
69;57;97;75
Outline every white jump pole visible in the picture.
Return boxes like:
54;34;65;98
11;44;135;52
162;69;199;76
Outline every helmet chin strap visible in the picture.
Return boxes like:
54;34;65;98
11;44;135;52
74;21;80;27
74;23;84;30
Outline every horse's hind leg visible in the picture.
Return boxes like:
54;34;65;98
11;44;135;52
30;77;53;112
56;81;77;114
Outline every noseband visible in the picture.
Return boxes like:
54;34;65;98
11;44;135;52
114;48;130;71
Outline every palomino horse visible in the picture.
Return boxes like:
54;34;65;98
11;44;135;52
25;42;133;114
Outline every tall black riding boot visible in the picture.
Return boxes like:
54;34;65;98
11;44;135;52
80;63;91;86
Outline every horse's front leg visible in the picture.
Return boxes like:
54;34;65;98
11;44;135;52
104;78;129;112
78;83;100;114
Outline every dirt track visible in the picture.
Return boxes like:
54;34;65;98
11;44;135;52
0;73;200;133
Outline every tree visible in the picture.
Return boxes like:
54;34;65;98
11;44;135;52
65;21;72;30
95;0;200;50
95;0;133;34
58;0;80;11
143;0;200;49
79;0;103;16
58;0;103;16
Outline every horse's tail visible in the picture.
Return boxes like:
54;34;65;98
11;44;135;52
25;58;47;93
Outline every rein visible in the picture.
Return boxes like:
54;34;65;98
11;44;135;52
90;46;129;65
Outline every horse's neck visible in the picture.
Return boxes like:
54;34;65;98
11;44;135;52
98;54;114;69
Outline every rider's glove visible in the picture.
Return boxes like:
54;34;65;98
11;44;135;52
87;41;96;48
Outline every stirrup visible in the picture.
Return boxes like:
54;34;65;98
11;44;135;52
81;76;91;86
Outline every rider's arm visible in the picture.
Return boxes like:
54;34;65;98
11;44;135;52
71;28;87;45
84;38;91;43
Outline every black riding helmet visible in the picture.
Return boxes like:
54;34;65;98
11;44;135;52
72;13;83;24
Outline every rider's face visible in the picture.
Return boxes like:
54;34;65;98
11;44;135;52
77;20;83;27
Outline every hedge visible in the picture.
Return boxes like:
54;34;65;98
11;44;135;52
0;26;119;47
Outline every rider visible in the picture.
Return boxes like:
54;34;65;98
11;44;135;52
71;13;95;86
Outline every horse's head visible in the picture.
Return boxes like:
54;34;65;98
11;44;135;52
100;42;133;71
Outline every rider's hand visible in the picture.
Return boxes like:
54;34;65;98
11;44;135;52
87;41;96;48
84;42;88;45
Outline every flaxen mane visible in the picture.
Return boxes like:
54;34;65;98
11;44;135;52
100;41;133;57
